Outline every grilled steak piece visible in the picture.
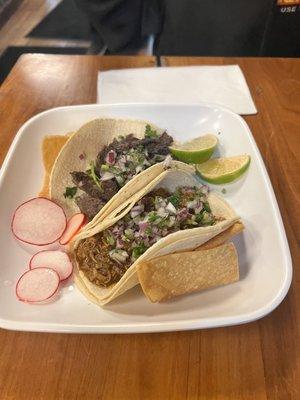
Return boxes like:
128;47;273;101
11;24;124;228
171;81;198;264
96;134;139;170
100;179;119;202
75;194;104;220
71;171;102;199
141;132;173;156
71;131;173;221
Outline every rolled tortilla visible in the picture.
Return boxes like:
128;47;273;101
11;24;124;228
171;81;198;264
72;169;240;306
137;242;239;302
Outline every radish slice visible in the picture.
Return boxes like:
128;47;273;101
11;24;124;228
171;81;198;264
30;250;73;281
59;213;86;245
16;267;60;303
12;197;67;246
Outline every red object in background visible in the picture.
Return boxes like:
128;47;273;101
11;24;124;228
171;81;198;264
277;0;300;5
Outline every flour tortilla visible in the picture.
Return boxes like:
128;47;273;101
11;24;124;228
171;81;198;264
50;118;193;221
72;169;240;306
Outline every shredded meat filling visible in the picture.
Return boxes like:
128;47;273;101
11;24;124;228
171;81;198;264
75;186;217;288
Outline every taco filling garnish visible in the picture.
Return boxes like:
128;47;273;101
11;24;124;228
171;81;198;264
70;126;173;220
75;184;217;288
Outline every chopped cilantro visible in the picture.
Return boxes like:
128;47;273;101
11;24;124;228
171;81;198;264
87;161;102;190
145;124;158;138
148;212;159;223
158;218;168;229
221;188;227;194
132;243;147;260
145;227;153;235
101;164;110;171
64;186;77;199
104;232;115;246
169;194;180;208
203;202;212;213
195;213;203;223
124;229;134;240
201;211;215;225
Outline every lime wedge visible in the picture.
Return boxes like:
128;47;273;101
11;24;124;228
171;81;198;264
196;155;251;184
169;134;218;164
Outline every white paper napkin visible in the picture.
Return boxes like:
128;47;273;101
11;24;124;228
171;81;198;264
97;65;257;115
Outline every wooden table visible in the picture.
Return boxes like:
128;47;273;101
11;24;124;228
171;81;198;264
0;55;299;400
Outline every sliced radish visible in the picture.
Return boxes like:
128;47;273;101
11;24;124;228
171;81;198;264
12;197;67;246
16;267;60;303
59;213;86;245
30;250;73;281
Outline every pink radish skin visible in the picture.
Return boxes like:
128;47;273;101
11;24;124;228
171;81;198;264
16;267;60;303
12;197;67;246
30;250;73;281
59;213;86;245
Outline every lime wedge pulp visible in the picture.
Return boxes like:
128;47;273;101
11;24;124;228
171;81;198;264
169;134;218;164
196;155;251;184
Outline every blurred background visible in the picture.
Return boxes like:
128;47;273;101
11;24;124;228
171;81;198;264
0;0;299;84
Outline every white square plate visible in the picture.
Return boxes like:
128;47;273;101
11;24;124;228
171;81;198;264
0;104;292;333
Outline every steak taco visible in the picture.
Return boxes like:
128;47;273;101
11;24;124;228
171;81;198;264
72;169;240;306
49;118;193;223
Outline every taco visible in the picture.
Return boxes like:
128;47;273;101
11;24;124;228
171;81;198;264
71;169;240;306
49;118;193;223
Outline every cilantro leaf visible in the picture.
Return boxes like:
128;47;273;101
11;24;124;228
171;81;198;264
203;202;212;213
145;124;158;138
132;243;147;260
169;194;180;208
64;186;77;199
86;161;102;190
148;212;159;223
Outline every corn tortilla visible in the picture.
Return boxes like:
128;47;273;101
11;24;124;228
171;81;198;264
137;242;239;302
39;134;71;197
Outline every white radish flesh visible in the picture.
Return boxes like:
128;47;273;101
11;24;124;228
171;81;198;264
16;268;60;303
59;213;86;245
30;250;73;281
12;198;66;246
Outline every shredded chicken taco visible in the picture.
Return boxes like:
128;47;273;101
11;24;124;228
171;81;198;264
72;170;240;306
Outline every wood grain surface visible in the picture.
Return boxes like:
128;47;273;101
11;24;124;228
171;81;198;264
0;55;299;400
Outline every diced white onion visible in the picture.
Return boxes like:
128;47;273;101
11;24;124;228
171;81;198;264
130;204;144;218
166;202;177;214
100;171;115;181
163;154;172;168
109;250;129;264
187;200;197;209
135;165;144;174
157;207;168;218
